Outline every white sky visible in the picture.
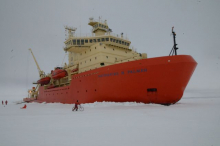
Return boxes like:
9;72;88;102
0;0;220;99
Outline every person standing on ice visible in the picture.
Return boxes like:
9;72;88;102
2;100;3;105
5;100;8;105
72;100;80;111
21;104;27;109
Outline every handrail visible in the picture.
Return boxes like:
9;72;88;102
67;33;129;41
88;19;107;24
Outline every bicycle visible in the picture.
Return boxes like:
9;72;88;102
72;104;84;111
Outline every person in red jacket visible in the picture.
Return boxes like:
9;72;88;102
72;100;80;111
5;100;8;105
21;104;27;109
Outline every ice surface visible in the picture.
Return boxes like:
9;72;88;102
0;89;220;146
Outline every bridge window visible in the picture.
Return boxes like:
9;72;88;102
102;38;105;42
122;41;124;45
77;39;80;45
113;39;115;42
93;39;96;42
110;38;113;42
85;39;88;43
90;39;93;43
81;39;84;45
124;42;127;46
72;39;76;45
97;39;100;42
119;40;121;44
106;38;109;41
100;63;105;66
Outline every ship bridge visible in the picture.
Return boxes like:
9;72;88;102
64;18;131;53
64;34;131;53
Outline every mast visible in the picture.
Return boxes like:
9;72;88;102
65;26;77;39
28;48;44;78
169;27;179;56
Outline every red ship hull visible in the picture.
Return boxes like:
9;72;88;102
35;55;197;105
47;84;55;89
37;77;51;85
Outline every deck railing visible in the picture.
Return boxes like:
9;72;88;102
66;32;129;41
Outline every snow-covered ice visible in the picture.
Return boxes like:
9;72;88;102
0;89;220;146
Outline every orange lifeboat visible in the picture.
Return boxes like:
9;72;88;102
71;68;78;72
37;77;51;85
51;67;67;80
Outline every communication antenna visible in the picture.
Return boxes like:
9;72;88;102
99;16;102;22
89;17;94;22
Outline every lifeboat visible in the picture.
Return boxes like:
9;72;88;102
51;67;67;80
37;77;51;85
71;68;78;72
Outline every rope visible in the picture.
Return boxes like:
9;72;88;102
26;50;30;91
61;53;67;67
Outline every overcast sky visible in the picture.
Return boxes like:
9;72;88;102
0;0;219;100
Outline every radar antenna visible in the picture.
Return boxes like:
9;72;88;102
89;17;94;21
65;26;77;38
169;27;178;56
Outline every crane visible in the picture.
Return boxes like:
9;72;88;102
28;48;45;78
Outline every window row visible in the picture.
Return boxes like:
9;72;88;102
110;38;129;46
71;38;109;45
93;23;108;29
68;38;130;46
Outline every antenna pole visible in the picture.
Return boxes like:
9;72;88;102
169;27;179;56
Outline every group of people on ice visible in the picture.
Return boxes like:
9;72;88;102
2;99;81;111
19;100;80;111
2;100;8;106
2;100;27;109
